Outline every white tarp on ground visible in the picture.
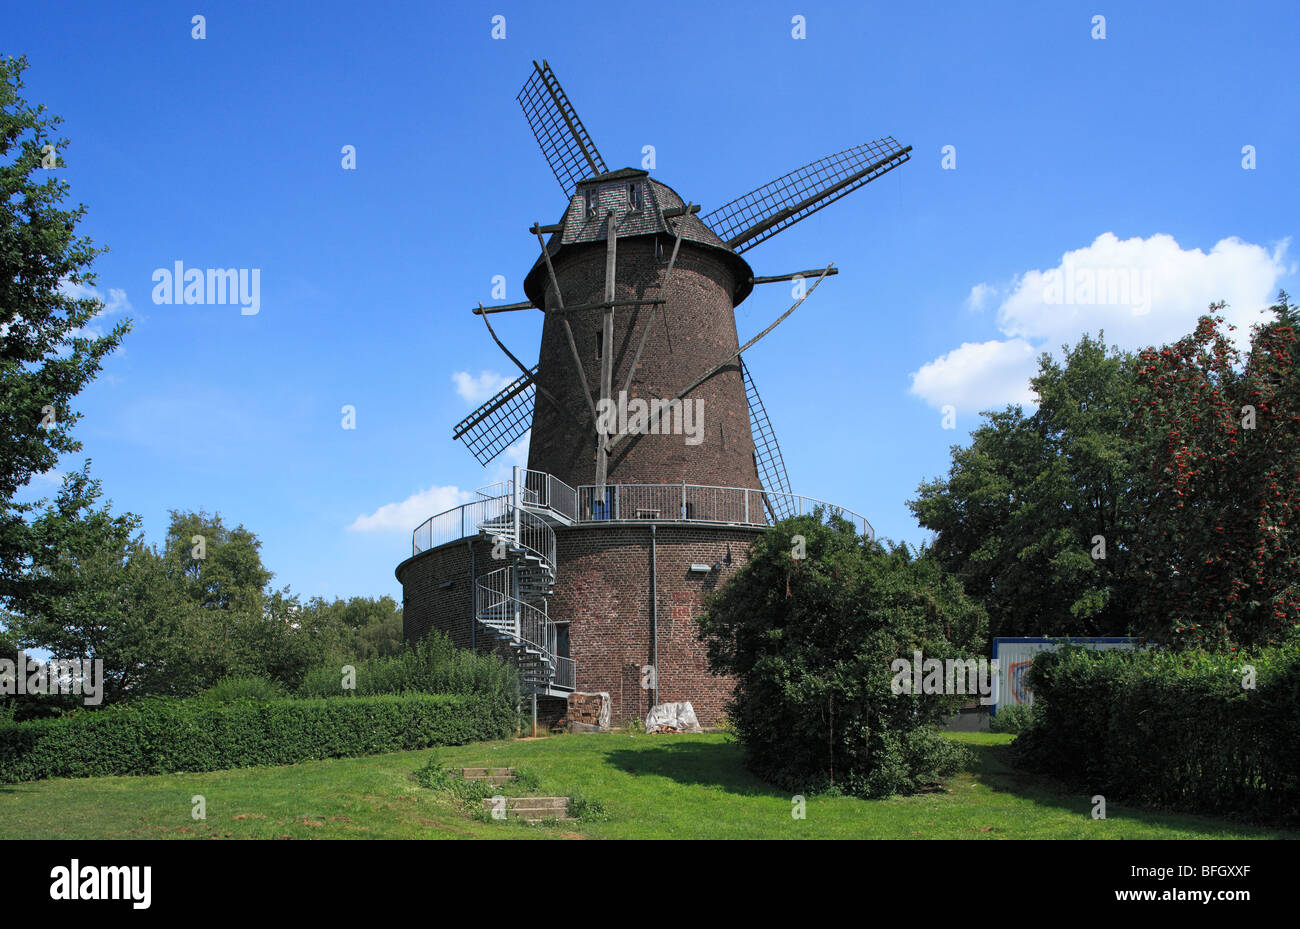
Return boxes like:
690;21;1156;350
645;701;703;733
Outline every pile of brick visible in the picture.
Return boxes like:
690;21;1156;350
563;691;611;732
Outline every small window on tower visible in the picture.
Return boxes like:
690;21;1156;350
585;188;600;219
628;183;643;211
595;330;604;363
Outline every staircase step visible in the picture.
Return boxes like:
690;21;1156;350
482;797;572;822
460;766;517;784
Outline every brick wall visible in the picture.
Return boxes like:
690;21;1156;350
527;238;761;492
397;523;763;728
549;522;760;726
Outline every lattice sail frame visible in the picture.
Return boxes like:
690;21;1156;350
703;138;911;254
517;60;609;197
741;359;795;521
452;368;537;466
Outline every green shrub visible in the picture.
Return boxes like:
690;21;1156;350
1013;643;1300;824
567;793;607;822
298;631;516;703
199;675;285;704
0;693;514;783
988;702;1036;734
697;514;986;798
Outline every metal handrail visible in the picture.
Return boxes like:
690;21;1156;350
475;566;555;658
521;469;578;522
576;482;874;539
414;478;874;554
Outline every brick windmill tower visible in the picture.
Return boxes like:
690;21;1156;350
399;61;909;730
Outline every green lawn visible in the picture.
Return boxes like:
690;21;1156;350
0;732;1290;839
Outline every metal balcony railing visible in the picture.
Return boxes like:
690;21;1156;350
576;482;874;539
413;477;873;555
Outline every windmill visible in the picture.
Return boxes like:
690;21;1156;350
453;60;911;519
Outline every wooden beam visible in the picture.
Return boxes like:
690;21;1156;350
471;301;537;315
535;231;600;429
750;268;841;286
477;304;570;424
549;298;665;316
608;263;835;450
594;210;617;488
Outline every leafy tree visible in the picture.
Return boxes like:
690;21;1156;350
299;595;404;660
0;56;129;598
697;514;986;798
162;510;272;614
1126;295;1300;648
910;334;1137;639
4;463;202;702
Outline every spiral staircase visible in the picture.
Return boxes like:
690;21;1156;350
473;470;575;698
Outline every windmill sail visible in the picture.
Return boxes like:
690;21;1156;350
517;60;609;197
452;367;537;466
742;359;795;521
704;138;911;254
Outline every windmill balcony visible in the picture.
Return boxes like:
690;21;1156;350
412;472;873;556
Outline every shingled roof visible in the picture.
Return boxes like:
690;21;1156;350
523;170;754;308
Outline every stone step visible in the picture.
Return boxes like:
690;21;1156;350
461;767;515;782
483;797;572;822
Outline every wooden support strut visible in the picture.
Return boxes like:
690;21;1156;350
750;268;841;286
471;298;663;317
535;231;601;430
608;262;835;450
594;210;617;489
476;304;571;424
471;300;536;315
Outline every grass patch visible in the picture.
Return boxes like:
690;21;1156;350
0;732;1291;839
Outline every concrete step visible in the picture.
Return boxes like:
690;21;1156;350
483;797;572;822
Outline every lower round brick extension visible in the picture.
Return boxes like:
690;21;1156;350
396;522;762;727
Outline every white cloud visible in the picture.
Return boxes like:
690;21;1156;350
997;233;1288;348
912;233;1291;412
348;485;474;533
909;339;1039;413
23;469;66;491
56;281;132;339
452;370;514;405
965;282;996;311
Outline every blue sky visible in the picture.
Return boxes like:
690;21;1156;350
7;0;1298;603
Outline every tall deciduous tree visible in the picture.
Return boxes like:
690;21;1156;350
1126;295;1300;648
910;334;1137;639
6;463;202;702
0;56;128;598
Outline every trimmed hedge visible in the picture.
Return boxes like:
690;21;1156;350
0;693;515;783
1013;643;1300;824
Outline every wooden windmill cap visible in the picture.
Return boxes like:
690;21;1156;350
523;170;755;309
